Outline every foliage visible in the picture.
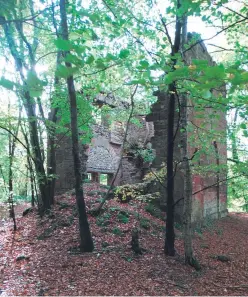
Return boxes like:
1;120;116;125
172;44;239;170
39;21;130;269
112;227;123;236
139;217;150;229
96;213;111;227
117;211;129;224
144;203;165;221
128;143;155;163
143;165;166;184
114;184;145;203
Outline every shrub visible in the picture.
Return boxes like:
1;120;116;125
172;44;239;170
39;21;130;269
144;203;164;220
96;213;111;227
143;164;166;183
112;227;123;236
114;183;148;202
117;212;129;224
140;218;150;229
115;185;141;202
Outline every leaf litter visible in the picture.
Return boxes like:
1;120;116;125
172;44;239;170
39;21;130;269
0;183;248;295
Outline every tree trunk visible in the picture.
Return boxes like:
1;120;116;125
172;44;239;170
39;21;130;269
1;20;50;212
59;0;94;252
164;0;182;256
22;124;42;211
8;158;17;231
181;93;194;265
231;109;239;162
27;155;36;207
213;141;220;219
180;15;200;270
165;84;176;256
24;95;50;211
7;102;20;231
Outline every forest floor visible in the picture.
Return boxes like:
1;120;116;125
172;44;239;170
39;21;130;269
0;183;248;296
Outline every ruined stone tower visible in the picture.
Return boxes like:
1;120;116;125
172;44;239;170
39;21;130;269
146;33;228;222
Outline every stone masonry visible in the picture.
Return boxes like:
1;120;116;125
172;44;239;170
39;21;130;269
146;33;227;222
55;114;154;194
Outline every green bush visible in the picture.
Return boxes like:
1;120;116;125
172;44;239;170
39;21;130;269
144;203;164;220
140;218;150;229
96;213;111;226
14;195;31;203
112;227;123;236
117;212;129;224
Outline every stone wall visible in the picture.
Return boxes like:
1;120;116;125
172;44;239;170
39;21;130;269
55;115;153;193
87;124;121;174
146;35;227;222
55;134;88;194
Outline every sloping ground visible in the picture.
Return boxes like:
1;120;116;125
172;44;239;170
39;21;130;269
0;184;248;296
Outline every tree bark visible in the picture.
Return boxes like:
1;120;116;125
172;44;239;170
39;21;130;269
59;0;94;252
164;0;182;256
213;141;220;219
231;109;239;162
181;93;195;265
7;103;21;231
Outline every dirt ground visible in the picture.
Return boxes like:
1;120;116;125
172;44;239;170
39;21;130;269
0;186;248;296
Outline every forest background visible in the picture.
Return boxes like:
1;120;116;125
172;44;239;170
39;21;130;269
0;0;248;267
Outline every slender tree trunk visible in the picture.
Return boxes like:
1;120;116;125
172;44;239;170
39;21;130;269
181;93;198;267
1;20;50;212
47;4;63;205
23;94;50;210
164;0;182;256
8;158;17;231
180;15;199;269
213;141;220;219
59;0;94;252
21;124;41;211
231;109;239;162
165;84;177;256
47;58;62;206
7;103;20;231
27;155;36;207
30;171;35;207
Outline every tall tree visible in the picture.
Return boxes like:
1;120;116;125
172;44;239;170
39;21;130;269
0;3;51;211
59;0;94;252
164;0;183;256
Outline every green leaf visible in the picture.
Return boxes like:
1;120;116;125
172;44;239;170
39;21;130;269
0;77;14;90
64;54;83;66
86;55;95;64
139;60;149;68
106;53;117;61
54;38;72;51
126;79;146;85
30;89;43;98
202;90;212;99
26;71;40;86
240;123;246;129
55;65;78;78
119;49;130;59
26;71;44;97
95;59;106;69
